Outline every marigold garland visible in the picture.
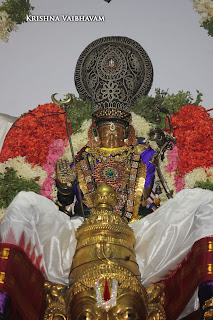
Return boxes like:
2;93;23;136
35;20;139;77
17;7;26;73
0;104;71;166
171;105;213;176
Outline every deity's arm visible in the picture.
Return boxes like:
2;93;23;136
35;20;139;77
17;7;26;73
55;159;77;215
139;144;155;200
55;156;89;217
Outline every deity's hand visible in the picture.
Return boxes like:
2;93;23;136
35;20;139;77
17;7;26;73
55;159;77;189
55;159;77;214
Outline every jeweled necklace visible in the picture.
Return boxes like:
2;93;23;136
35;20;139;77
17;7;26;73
90;145;132;162
93;157;130;191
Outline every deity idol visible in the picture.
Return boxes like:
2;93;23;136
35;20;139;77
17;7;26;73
0;37;213;320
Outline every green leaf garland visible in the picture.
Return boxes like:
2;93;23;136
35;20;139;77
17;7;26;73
66;95;93;134
194;179;213;191
66;90;203;133
0;0;34;25
202;17;213;37
128;89;202;129
0;168;40;208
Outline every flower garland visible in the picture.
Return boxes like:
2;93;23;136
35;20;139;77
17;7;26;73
158;105;213;203
0;10;17;42
40;139;68;200
0;103;71;166
171;105;213;176
131;112;153;140
0;156;47;184
0;104;72;216
0;0;34;42
165;144;185;193
0;156;47;221
0;102;212;220
0;167;40;206
184;167;213;188
191;0;213;36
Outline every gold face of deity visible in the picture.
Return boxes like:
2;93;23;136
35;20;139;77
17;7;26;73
98;122;126;149
67;289;147;320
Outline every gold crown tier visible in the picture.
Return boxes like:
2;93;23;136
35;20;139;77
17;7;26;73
69;184;140;283
70;207;137;279
67;183;150;319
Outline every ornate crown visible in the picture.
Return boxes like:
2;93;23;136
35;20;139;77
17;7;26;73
74;36;153;123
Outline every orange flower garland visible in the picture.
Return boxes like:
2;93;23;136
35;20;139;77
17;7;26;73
0;104;71;166
171;105;213;176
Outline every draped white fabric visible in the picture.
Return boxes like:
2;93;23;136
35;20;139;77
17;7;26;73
1;188;213;318
131;188;213;285
0;191;82;285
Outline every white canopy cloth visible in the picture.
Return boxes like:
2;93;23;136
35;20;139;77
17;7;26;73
0;188;213;318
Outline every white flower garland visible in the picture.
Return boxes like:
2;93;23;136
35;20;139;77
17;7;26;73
191;0;213;23
184;167;213;188
0;11;17;42
131;112;153;140
0;156;47;186
0;208;6;221
158;150;177;205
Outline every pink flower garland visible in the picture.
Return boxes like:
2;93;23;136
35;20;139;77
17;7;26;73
165;143;185;193
40;139;68;199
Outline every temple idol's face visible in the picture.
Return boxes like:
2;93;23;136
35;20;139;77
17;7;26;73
67;289;147;320
98;122;126;149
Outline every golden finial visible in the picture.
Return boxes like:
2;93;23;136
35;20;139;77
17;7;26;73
93;183;117;210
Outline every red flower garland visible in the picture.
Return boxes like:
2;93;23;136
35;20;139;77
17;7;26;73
171;105;213;176
0;104;71;166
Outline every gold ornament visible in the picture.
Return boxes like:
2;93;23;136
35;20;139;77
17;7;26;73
51;93;72;107
203;298;213;320
43;184;166;320
90;145;132;162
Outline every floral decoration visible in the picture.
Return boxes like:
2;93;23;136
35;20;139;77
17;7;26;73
0;104;72;217
158;104;213;203
0;0;34;42
191;0;213;36
171;105;213;176
131;112;153;141
0;155;47;185
0;10;17;42
184;167;213;188
0;99;212;218
0;103;71;166
40;139;68;200
0;156;47;221
66;91;202;135
0;167;40;213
